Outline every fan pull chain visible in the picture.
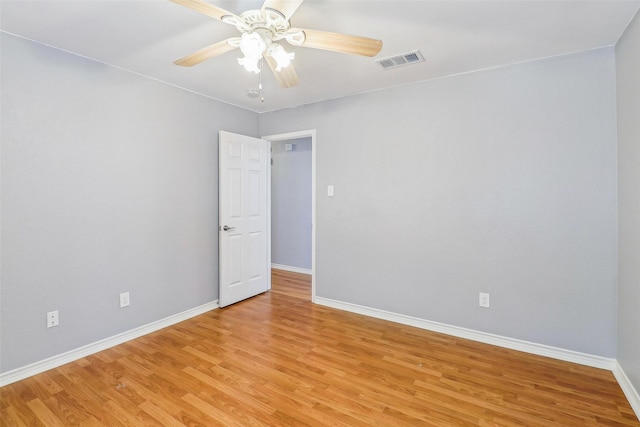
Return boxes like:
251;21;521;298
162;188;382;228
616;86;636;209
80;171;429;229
259;58;265;103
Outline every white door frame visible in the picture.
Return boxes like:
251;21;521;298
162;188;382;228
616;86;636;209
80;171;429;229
262;129;316;301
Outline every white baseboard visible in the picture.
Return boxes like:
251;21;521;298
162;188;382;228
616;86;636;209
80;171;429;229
271;263;312;275
314;297;617;371
613;362;640;418
0;301;219;387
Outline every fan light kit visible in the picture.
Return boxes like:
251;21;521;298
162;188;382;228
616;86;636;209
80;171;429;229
170;0;383;88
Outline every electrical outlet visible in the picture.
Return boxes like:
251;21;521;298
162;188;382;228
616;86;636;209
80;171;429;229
120;292;130;308
47;311;59;328
479;293;490;308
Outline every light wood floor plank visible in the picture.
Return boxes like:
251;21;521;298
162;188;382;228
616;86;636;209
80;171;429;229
1;268;638;426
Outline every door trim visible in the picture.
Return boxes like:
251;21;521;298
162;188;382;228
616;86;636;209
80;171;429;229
262;130;316;302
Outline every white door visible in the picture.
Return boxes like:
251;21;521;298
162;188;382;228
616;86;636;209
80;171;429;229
218;131;270;308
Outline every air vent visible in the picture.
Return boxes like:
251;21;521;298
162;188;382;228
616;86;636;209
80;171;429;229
377;50;425;70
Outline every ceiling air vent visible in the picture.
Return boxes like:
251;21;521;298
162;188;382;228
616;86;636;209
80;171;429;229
377;50;425;70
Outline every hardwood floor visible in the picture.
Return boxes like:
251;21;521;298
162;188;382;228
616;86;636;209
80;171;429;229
1;269;638;426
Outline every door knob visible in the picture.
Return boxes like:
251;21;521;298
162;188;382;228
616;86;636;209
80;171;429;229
222;225;236;231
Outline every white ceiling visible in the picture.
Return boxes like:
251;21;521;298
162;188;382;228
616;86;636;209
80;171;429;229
2;0;639;113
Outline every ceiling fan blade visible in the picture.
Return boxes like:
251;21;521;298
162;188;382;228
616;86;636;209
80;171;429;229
174;38;239;66
264;55;299;88
289;28;383;57
262;0;304;20
170;0;240;22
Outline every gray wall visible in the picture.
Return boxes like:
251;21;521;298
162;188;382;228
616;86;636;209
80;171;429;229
271;137;312;270
1;27;629;376
0;33;258;373
260;48;619;357
616;10;640;392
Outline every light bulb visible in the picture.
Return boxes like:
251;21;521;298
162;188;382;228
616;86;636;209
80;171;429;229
269;43;294;71
238;56;261;74
238;32;266;74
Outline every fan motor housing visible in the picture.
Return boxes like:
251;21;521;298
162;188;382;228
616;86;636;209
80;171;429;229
237;9;290;40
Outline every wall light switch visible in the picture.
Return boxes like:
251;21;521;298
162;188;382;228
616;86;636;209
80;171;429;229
327;185;334;197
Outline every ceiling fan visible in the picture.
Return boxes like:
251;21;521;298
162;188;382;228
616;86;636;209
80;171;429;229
170;0;383;88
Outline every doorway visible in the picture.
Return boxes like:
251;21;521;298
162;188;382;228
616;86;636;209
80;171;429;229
263;130;316;301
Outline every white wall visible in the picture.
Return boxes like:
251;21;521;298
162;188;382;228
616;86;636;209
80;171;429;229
0;33;258;373
260;48;619;357
616;10;640;393
271;137;312;270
